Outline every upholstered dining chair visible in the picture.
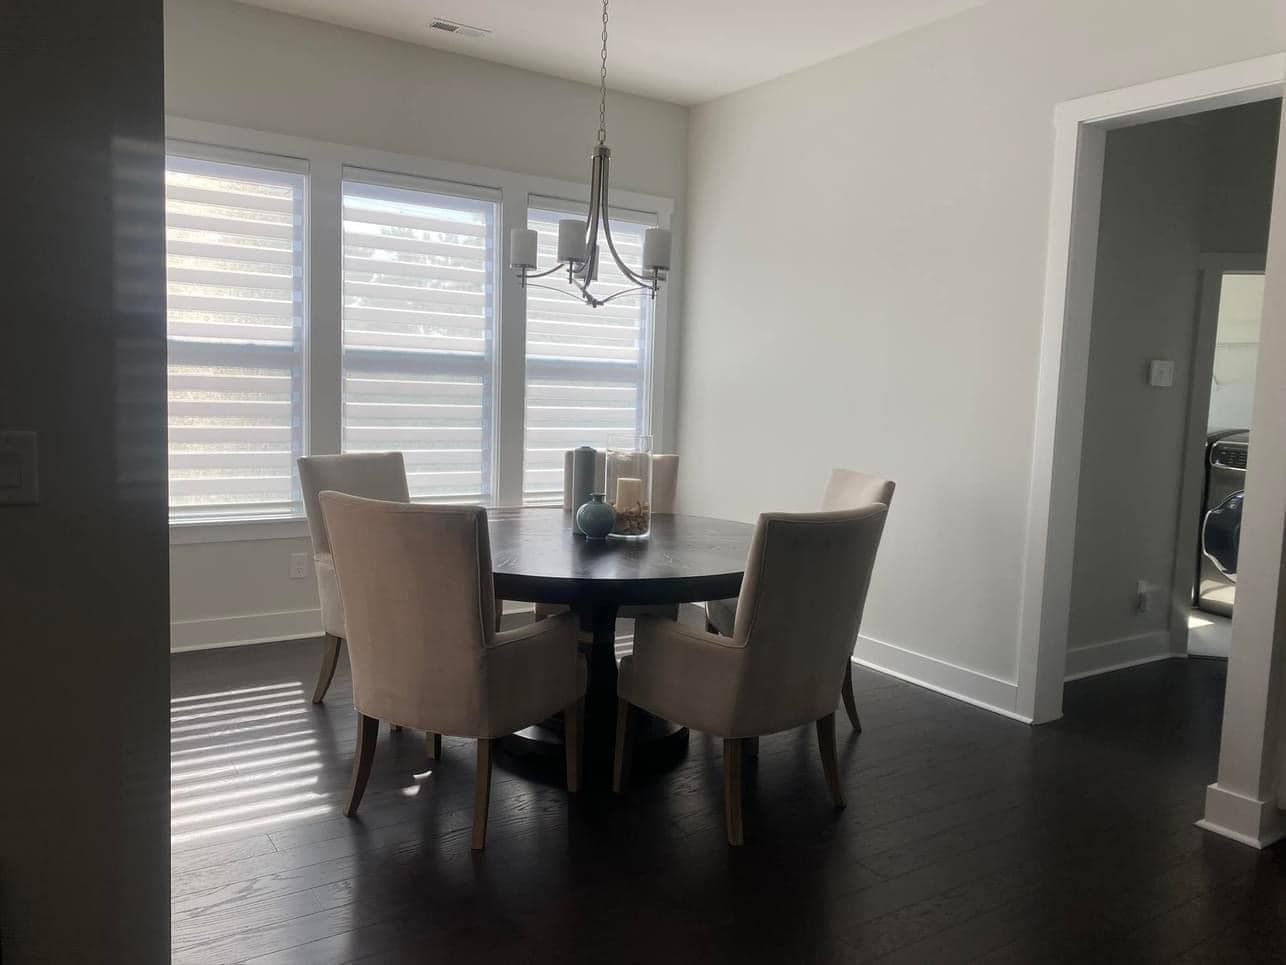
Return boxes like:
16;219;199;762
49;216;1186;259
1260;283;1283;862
320;492;585;850
616;503;889;845
705;469;895;732
297;452;410;705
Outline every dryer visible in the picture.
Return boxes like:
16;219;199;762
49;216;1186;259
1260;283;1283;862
1196;430;1249;617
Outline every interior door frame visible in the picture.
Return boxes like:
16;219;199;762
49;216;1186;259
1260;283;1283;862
1169;254;1266;655
1014;54;1286;724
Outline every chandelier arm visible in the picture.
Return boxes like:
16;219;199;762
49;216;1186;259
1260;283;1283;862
579;148;607;279
524;262;570;280
593;284;651;306
522;281;589;303
599;207;651;287
572;272;603;307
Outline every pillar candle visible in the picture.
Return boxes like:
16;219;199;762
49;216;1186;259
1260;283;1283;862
615;476;643;510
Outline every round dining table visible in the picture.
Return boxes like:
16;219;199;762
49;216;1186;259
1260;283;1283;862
489;508;755;774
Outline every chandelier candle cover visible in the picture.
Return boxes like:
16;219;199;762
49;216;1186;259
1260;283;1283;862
507;0;671;309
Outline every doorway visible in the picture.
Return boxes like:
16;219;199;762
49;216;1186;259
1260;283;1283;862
1015;55;1286;726
1017;55;1286;848
1184;262;1266;658
1057;101;1278;680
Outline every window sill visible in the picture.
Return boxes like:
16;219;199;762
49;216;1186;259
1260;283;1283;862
170;516;310;546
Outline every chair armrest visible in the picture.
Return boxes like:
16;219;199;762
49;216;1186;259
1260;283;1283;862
621;617;747;737
492;611;578;649
482;612;584;737
634;616;745;651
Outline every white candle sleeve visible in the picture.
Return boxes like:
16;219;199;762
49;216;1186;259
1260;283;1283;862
509;228;538;269
642;228;671;271
557;219;588;264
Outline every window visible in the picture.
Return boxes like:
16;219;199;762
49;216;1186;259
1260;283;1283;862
522;204;656;504
164;152;307;520
341;174;499;503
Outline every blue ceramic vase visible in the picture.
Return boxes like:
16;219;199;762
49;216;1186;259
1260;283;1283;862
575;493;616;539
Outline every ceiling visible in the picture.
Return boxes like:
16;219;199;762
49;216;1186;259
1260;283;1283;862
231;0;990;105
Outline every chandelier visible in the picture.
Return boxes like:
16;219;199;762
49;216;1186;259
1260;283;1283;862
507;0;671;308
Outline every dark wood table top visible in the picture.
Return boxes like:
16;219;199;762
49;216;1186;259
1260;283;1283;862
489;508;755;607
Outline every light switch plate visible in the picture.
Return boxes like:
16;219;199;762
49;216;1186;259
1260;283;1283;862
0;430;39;505
1148;359;1175;387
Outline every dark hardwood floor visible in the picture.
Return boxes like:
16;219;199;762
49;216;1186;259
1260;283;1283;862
170;636;1285;963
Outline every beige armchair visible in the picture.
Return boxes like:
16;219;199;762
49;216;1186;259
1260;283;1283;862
617;503;889;845
319;492;586;850
705;469;895;732
297;453;410;704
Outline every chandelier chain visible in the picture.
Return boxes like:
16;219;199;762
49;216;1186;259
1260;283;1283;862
598;0;609;145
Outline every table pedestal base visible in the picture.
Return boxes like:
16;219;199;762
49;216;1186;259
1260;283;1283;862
496;602;688;783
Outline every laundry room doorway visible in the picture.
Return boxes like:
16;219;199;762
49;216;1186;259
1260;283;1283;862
1181;261;1265;659
1051;98;1280;684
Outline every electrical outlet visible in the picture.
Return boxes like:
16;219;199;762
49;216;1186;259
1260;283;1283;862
1135;579;1151;614
290;553;309;580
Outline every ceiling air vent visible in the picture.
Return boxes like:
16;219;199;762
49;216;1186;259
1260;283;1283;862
429;17;491;39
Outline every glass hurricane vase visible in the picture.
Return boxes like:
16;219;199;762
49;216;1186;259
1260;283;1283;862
605;433;653;539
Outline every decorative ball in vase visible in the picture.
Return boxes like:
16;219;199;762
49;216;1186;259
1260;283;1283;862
575;493;616;539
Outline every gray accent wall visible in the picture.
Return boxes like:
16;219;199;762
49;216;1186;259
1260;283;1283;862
0;1;170;959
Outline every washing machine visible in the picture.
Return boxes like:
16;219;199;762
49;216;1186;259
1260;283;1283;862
1196;430;1249;617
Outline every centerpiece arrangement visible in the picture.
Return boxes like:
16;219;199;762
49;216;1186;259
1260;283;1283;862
569;436;653;540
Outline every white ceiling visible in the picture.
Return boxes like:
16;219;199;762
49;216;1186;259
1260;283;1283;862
231;0;990;105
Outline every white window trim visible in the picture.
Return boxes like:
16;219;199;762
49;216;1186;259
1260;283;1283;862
165;117;676;532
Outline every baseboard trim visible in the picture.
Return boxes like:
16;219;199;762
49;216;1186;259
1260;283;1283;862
1199;782;1285;849
852;634;1030;724
171;609;322;652
1064;630;1176;681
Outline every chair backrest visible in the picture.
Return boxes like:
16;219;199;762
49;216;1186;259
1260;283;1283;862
731;504;888;733
297;452;409;556
821;468;895;512
319;492;495;730
650;454;679;514
560;449;679;513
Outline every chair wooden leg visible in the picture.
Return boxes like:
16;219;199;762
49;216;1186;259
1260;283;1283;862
841;662;862;732
311;633;343;704
723;738;745;846
344;713;379;817
471;738;494;851
564;698;584;793
612;699;635;794
426;732;442;760
816;713;845;809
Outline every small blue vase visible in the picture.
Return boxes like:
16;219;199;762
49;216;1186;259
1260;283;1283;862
575;493;615;539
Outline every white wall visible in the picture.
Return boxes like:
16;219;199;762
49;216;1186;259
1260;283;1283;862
678;0;1286;717
164;0;689;649
1064;102;1277;677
